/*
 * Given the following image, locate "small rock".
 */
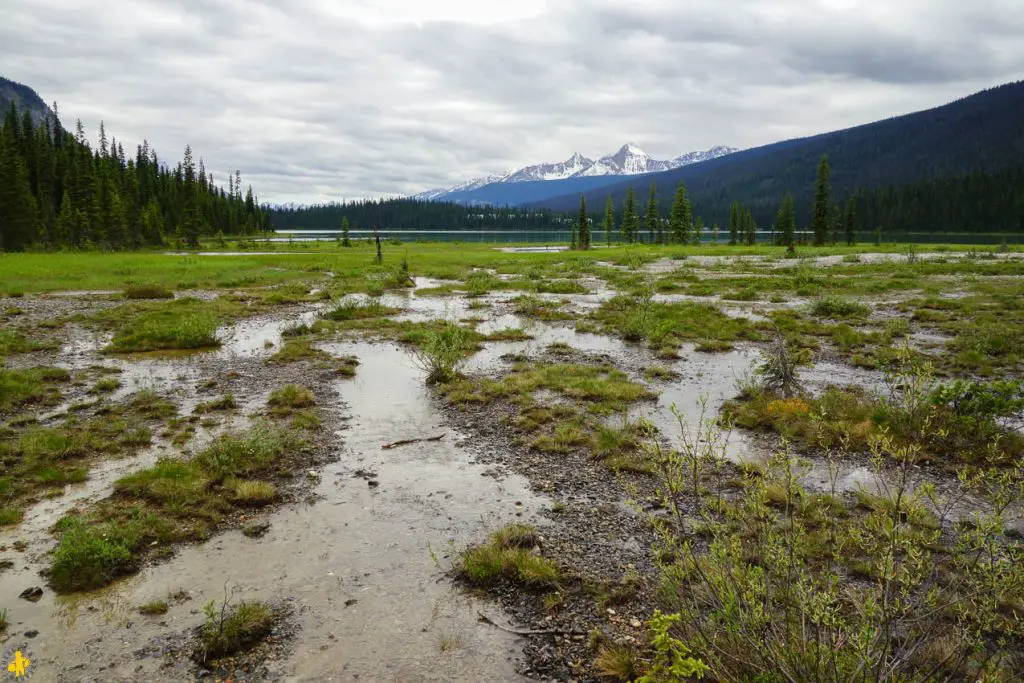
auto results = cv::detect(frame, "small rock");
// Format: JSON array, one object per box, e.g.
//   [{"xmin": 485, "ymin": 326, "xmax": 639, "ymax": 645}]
[
  {"xmin": 367, "ymin": 480, "xmax": 379, "ymax": 488},
  {"xmin": 24, "ymin": 630, "xmax": 39, "ymax": 638},
  {"xmin": 344, "ymin": 599, "xmax": 358, "ymax": 607},
  {"xmin": 20, "ymin": 586, "xmax": 43, "ymax": 602},
  {"xmin": 630, "ymin": 618, "xmax": 642, "ymax": 628},
  {"xmin": 606, "ymin": 608, "xmax": 616, "ymax": 616}
]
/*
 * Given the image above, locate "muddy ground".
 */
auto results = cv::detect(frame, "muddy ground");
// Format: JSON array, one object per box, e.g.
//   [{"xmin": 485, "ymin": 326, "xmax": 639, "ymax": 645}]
[{"xmin": 0, "ymin": 251, "xmax": 1020, "ymax": 681}]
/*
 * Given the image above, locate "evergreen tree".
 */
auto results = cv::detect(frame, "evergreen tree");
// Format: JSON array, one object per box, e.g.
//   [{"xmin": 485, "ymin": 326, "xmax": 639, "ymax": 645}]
[
  {"xmin": 728, "ymin": 201, "xmax": 740, "ymax": 245},
  {"xmin": 622, "ymin": 187, "xmax": 639, "ymax": 243},
  {"xmin": 668, "ymin": 182, "xmax": 692, "ymax": 244},
  {"xmin": 744, "ymin": 208, "xmax": 757, "ymax": 246},
  {"xmin": 830, "ymin": 204, "xmax": 842, "ymax": 245},
  {"xmin": 712, "ymin": 223, "xmax": 719, "ymax": 245},
  {"xmin": 341, "ymin": 217, "xmax": 351, "ymax": 246},
  {"xmin": 693, "ymin": 217, "xmax": 705, "ymax": 245},
  {"xmin": 811, "ymin": 154, "xmax": 831, "ymax": 246},
  {"xmin": 55, "ymin": 189, "xmax": 75, "ymax": 245},
  {"xmin": 777, "ymin": 193, "xmax": 796, "ymax": 248},
  {"xmin": 603, "ymin": 195, "xmax": 614, "ymax": 246},
  {"xmin": 570, "ymin": 221, "xmax": 577, "ymax": 249},
  {"xmin": 578, "ymin": 194, "xmax": 590, "ymax": 250},
  {"xmin": 645, "ymin": 181, "xmax": 660, "ymax": 244},
  {"xmin": 844, "ymin": 198, "xmax": 857, "ymax": 245},
  {"xmin": 0, "ymin": 133, "xmax": 38, "ymax": 251},
  {"xmin": 180, "ymin": 145, "xmax": 201, "ymax": 249}
]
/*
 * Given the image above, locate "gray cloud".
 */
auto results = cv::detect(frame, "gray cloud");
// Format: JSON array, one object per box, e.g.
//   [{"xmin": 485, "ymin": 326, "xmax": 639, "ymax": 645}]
[{"xmin": 3, "ymin": 0, "xmax": 1022, "ymax": 202}]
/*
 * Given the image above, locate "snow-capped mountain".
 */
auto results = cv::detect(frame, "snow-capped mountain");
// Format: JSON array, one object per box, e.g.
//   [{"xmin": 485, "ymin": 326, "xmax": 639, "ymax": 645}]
[
  {"xmin": 500, "ymin": 152, "xmax": 595, "ymax": 183},
  {"xmin": 412, "ymin": 174, "xmax": 508, "ymax": 201},
  {"xmin": 415, "ymin": 144, "xmax": 738, "ymax": 202}
]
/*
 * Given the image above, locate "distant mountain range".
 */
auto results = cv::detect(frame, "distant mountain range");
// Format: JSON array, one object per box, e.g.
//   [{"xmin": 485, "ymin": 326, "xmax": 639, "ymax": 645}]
[
  {"xmin": 532, "ymin": 81, "xmax": 1024, "ymax": 235},
  {"xmin": 413, "ymin": 144, "xmax": 737, "ymax": 205},
  {"xmin": 0, "ymin": 77, "xmax": 58, "ymax": 128}
]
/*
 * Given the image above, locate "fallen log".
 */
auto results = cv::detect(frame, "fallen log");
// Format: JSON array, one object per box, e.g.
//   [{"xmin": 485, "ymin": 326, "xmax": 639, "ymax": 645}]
[{"xmin": 381, "ymin": 433, "xmax": 446, "ymax": 449}]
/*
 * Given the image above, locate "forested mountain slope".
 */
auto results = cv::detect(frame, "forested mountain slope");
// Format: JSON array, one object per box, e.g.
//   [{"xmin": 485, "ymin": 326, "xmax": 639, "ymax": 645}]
[{"xmin": 536, "ymin": 81, "xmax": 1024, "ymax": 234}]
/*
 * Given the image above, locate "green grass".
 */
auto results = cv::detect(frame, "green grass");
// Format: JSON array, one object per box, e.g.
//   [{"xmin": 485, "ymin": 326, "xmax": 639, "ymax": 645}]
[
  {"xmin": 810, "ymin": 297, "xmax": 872, "ymax": 319},
  {"xmin": 98, "ymin": 298, "xmax": 232, "ymax": 353},
  {"xmin": 139, "ymin": 599, "xmax": 169, "ymax": 615},
  {"xmin": 451, "ymin": 362, "xmax": 655, "ymax": 413},
  {"xmin": 199, "ymin": 600, "xmax": 275, "ymax": 662},
  {"xmin": 268, "ymin": 338, "xmax": 333, "ymax": 364},
  {"xmin": 49, "ymin": 423, "xmax": 298, "ymax": 591},
  {"xmin": 89, "ymin": 377, "xmax": 122, "ymax": 394},
  {"xmin": 195, "ymin": 395, "xmax": 237, "ymax": 413},
  {"xmin": 458, "ymin": 524, "xmax": 561, "ymax": 588},
  {"xmin": 323, "ymin": 299, "xmax": 398, "ymax": 321},
  {"xmin": 0, "ymin": 366, "xmax": 68, "ymax": 412},
  {"xmin": 0, "ymin": 329, "xmax": 49, "ymax": 356},
  {"xmin": 267, "ymin": 384, "xmax": 316, "ymax": 412},
  {"xmin": 592, "ymin": 295, "xmax": 760, "ymax": 353},
  {"xmin": 123, "ymin": 284, "xmax": 174, "ymax": 300}
]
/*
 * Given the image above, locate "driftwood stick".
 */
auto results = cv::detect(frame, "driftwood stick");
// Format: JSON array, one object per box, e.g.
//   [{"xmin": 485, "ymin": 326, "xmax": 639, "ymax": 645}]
[
  {"xmin": 476, "ymin": 611, "xmax": 586, "ymax": 637},
  {"xmin": 381, "ymin": 433, "xmax": 446, "ymax": 450}
]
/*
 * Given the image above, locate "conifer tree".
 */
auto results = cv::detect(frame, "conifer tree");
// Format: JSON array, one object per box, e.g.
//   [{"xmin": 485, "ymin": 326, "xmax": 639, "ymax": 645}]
[
  {"xmin": 668, "ymin": 182, "xmax": 692, "ymax": 244},
  {"xmin": 341, "ymin": 217, "xmax": 351, "ymax": 246},
  {"xmin": 844, "ymin": 198, "xmax": 857, "ymax": 245},
  {"xmin": 55, "ymin": 189, "xmax": 75, "ymax": 245},
  {"xmin": 777, "ymin": 193, "xmax": 796, "ymax": 248},
  {"xmin": 578, "ymin": 194, "xmax": 590, "ymax": 250},
  {"xmin": 728, "ymin": 201, "xmax": 740, "ymax": 245},
  {"xmin": 645, "ymin": 181, "xmax": 660, "ymax": 244},
  {"xmin": 830, "ymin": 204, "xmax": 842, "ymax": 245},
  {"xmin": 622, "ymin": 187, "xmax": 639, "ymax": 243},
  {"xmin": 693, "ymin": 217, "xmax": 705, "ymax": 245},
  {"xmin": 712, "ymin": 223, "xmax": 719, "ymax": 245},
  {"xmin": 0, "ymin": 133, "xmax": 38, "ymax": 251},
  {"xmin": 180, "ymin": 145, "xmax": 201, "ymax": 248},
  {"xmin": 811, "ymin": 154, "xmax": 831, "ymax": 246},
  {"xmin": 744, "ymin": 208, "xmax": 756, "ymax": 245},
  {"xmin": 603, "ymin": 195, "xmax": 614, "ymax": 246}
]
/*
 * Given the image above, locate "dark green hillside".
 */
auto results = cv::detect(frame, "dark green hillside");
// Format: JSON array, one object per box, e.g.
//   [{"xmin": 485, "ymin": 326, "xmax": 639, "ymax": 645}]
[{"xmin": 537, "ymin": 81, "xmax": 1024, "ymax": 235}]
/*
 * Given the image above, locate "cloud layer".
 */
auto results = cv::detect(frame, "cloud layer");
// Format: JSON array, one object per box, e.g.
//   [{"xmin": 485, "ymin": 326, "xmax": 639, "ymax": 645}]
[{"xmin": 4, "ymin": 0, "xmax": 1022, "ymax": 202}]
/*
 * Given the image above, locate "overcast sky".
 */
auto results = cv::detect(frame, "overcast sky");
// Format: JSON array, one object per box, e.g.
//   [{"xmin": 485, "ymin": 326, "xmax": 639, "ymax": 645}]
[{"xmin": 4, "ymin": 0, "xmax": 1022, "ymax": 203}]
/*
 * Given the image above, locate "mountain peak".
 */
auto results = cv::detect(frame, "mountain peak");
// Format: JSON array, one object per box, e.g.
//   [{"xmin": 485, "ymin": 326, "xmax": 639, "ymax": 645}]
[{"xmin": 414, "ymin": 143, "xmax": 738, "ymax": 201}]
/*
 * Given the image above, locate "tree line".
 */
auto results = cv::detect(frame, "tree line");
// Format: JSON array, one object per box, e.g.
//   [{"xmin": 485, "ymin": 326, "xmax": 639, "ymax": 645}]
[
  {"xmin": 0, "ymin": 103, "xmax": 269, "ymax": 251},
  {"xmin": 269, "ymin": 198, "xmax": 569, "ymax": 233}
]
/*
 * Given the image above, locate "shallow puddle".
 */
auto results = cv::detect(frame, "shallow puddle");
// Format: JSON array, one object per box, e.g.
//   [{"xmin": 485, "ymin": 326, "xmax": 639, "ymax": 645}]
[{"xmin": 1, "ymin": 341, "xmax": 539, "ymax": 681}]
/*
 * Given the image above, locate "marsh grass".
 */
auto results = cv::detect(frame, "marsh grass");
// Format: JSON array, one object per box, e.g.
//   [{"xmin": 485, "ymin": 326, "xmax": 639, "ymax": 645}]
[
  {"xmin": 0, "ymin": 329, "xmax": 50, "ymax": 356},
  {"xmin": 594, "ymin": 295, "xmax": 758, "ymax": 353},
  {"xmin": 267, "ymin": 384, "xmax": 316, "ymax": 414},
  {"xmin": 89, "ymin": 377, "xmax": 121, "ymax": 394},
  {"xmin": 0, "ymin": 366, "xmax": 69, "ymax": 412},
  {"xmin": 323, "ymin": 299, "xmax": 398, "ymax": 321},
  {"xmin": 412, "ymin": 322, "xmax": 474, "ymax": 384},
  {"xmin": 810, "ymin": 296, "xmax": 871, "ymax": 319},
  {"xmin": 123, "ymin": 284, "xmax": 174, "ymax": 300},
  {"xmin": 199, "ymin": 599, "xmax": 275, "ymax": 663},
  {"xmin": 50, "ymin": 423, "xmax": 298, "ymax": 591},
  {"xmin": 139, "ymin": 600, "xmax": 169, "ymax": 615},
  {"xmin": 457, "ymin": 523, "xmax": 561, "ymax": 588},
  {"xmin": 268, "ymin": 338, "xmax": 333, "ymax": 364},
  {"xmin": 195, "ymin": 394, "xmax": 237, "ymax": 413}
]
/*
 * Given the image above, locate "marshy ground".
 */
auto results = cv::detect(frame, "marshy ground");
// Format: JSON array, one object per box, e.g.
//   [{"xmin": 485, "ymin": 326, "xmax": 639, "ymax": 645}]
[{"xmin": 0, "ymin": 242, "xmax": 1022, "ymax": 681}]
